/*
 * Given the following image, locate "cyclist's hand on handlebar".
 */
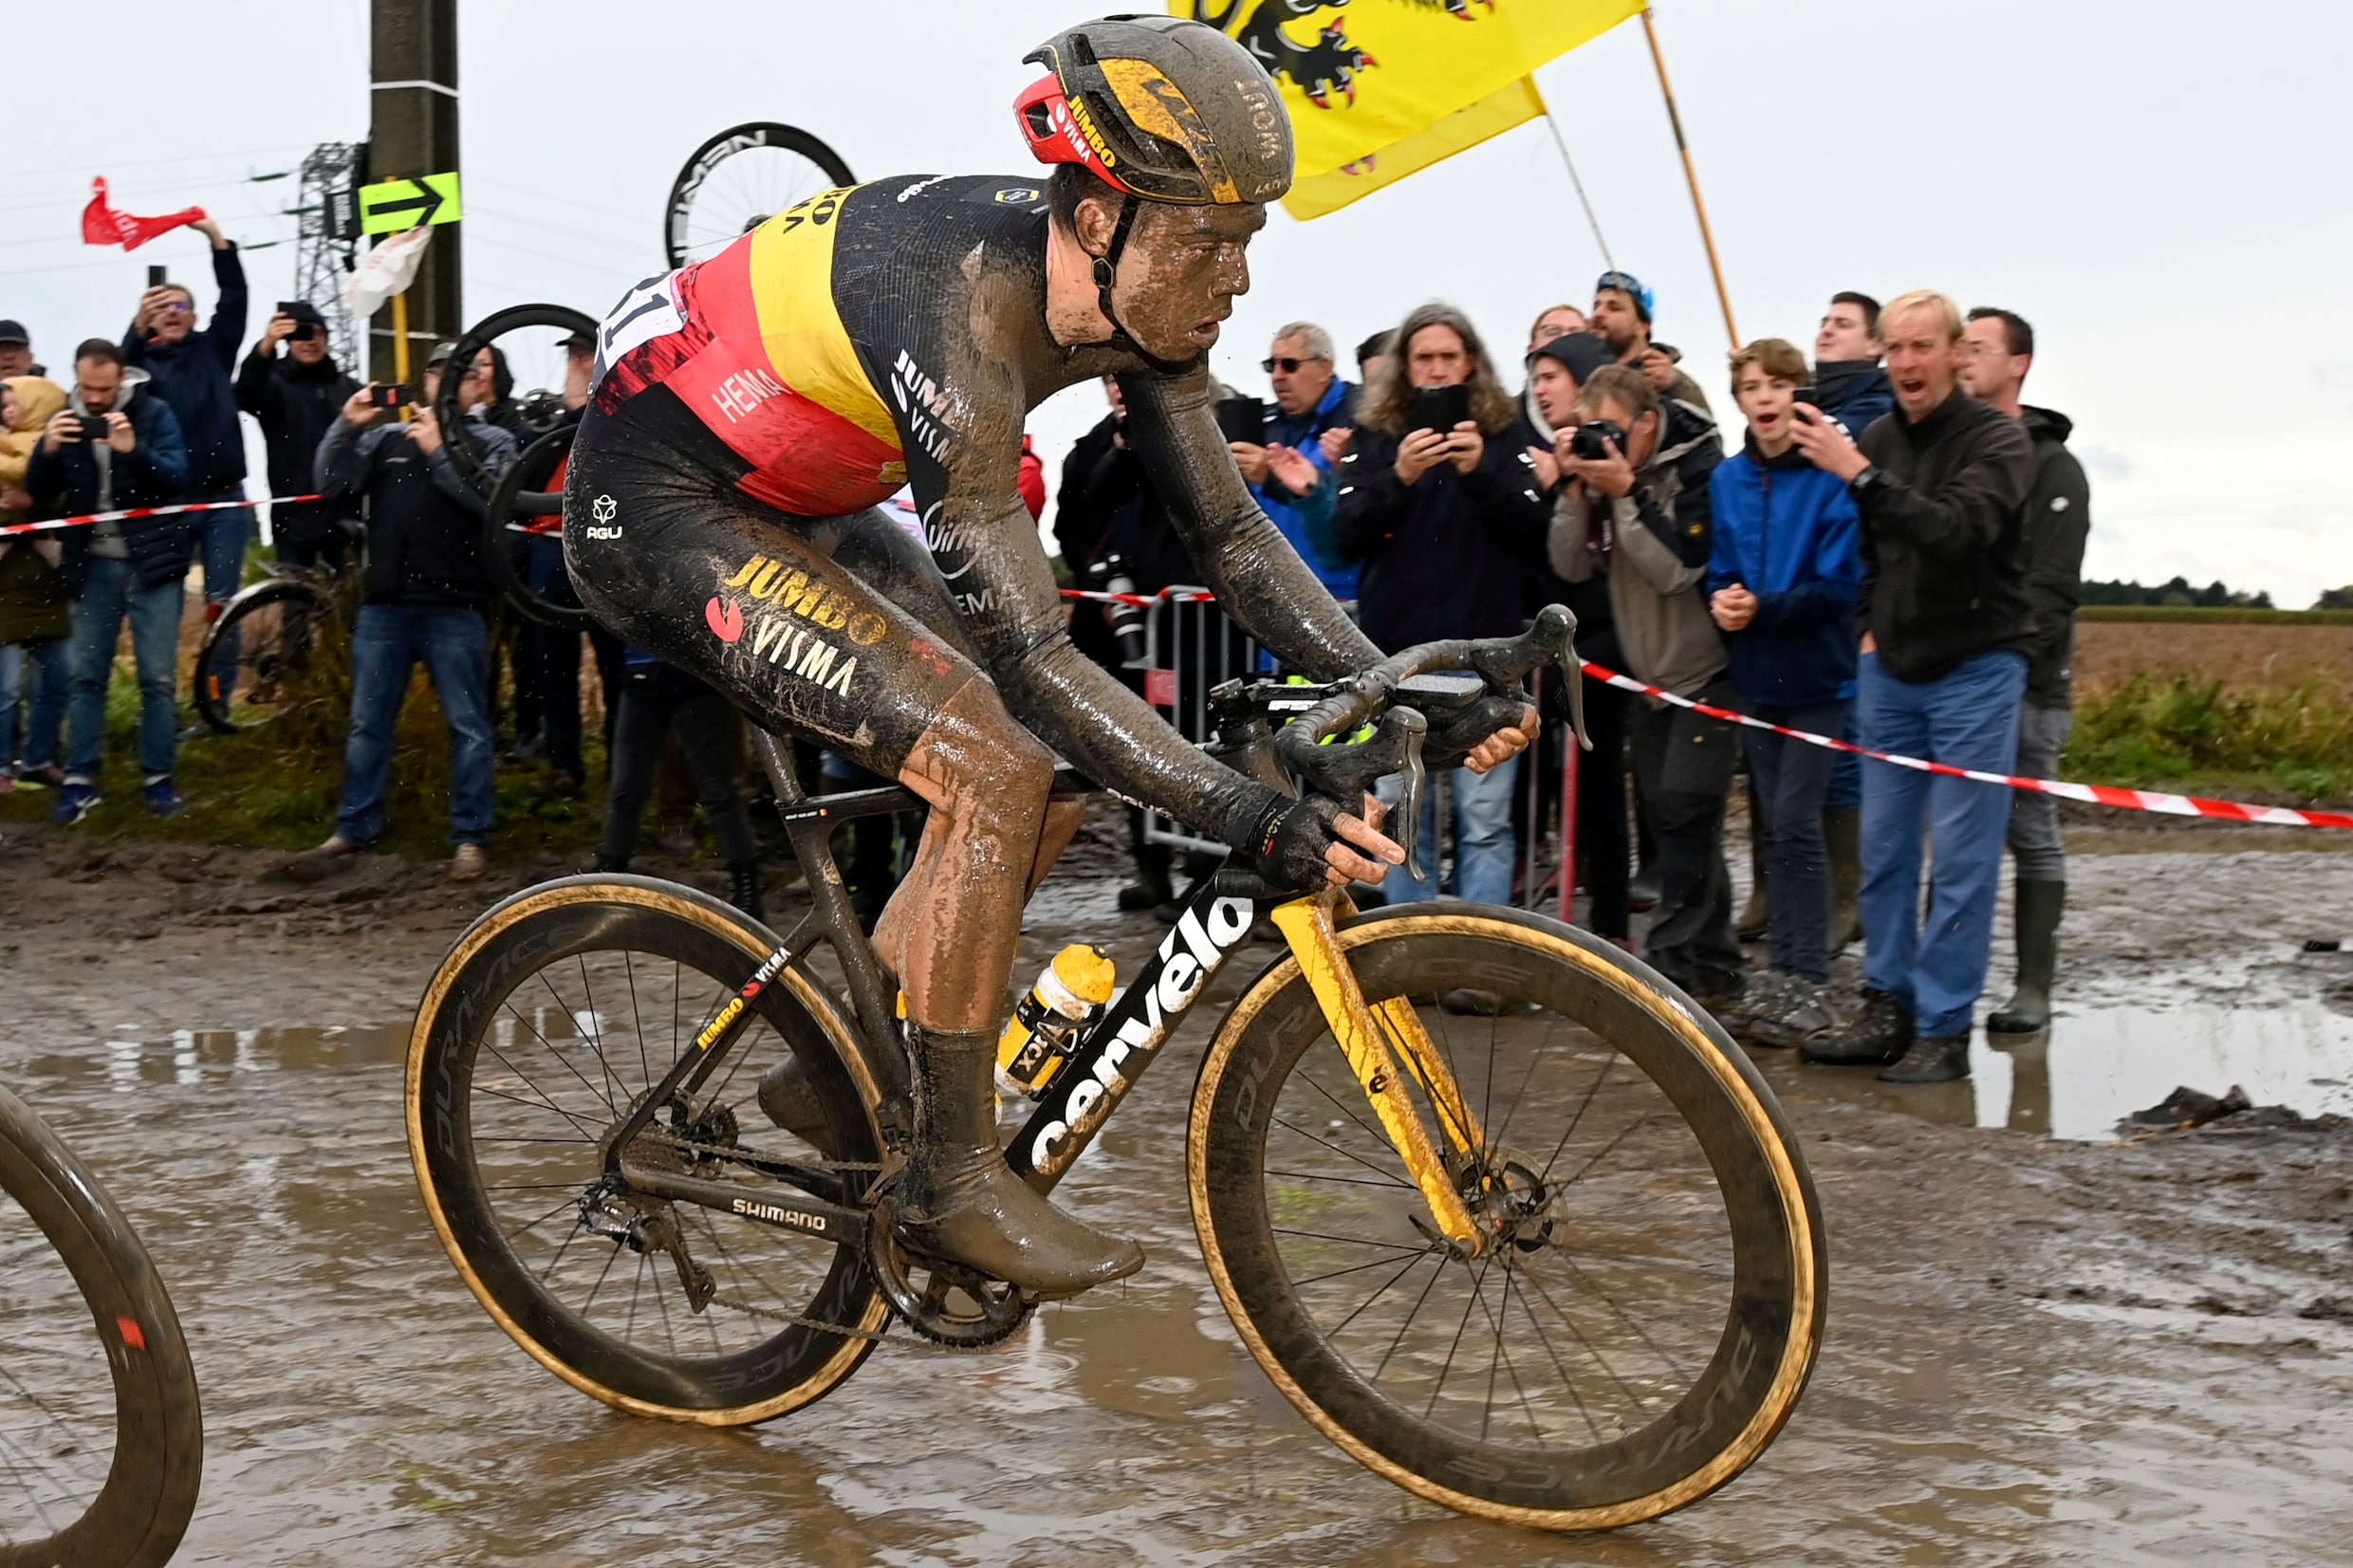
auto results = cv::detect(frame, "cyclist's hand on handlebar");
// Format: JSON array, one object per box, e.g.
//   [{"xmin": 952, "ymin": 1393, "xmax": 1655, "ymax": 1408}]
[
  {"xmin": 1462, "ymin": 703, "xmax": 1540, "ymax": 774},
  {"xmin": 1238, "ymin": 790, "xmax": 1402, "ymax": 893},
  {"xmin": 1327, "ymin": 791, "xmax": 1399, "ymax": 886}
]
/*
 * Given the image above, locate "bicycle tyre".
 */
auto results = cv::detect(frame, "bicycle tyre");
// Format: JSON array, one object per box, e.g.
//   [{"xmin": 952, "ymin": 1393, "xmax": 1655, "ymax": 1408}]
[
  {"xmin": 194, "ymin": 578, "xmax": 331, "ymax": 734},
  {"xmin": 435, "ymin": 303, "xmax": 600, "ymax": 496},
  {"xmin": 406, "ymin": 876, "xmax": 892, "ymax": 1424},
  {"xmin": 482, "ymin": 424, "xmax": 591, "ymax": 630},
  {"xmin": 664, "ymin": 122, "xmax": 856, "ymax": 268},
  {"xmin": 0, "ymin": 1085, "xmax": 202, "ymax": 1568},
  {"xmin": 1188, "ymin": 903, "xmax": 1825, "ymax": 1530}
]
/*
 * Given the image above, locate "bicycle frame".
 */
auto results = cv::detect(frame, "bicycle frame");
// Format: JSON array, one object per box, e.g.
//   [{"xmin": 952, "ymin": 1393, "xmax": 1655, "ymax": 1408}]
[{"xmin": 603, "ymin": 726, "xmax": 1493, "ymax": 1260}]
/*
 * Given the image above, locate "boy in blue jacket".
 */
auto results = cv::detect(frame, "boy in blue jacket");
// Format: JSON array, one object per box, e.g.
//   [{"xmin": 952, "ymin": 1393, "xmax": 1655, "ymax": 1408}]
[{"xmin": 1707, "ymin": 339, "xmax": 1862, "ymax": 1045}]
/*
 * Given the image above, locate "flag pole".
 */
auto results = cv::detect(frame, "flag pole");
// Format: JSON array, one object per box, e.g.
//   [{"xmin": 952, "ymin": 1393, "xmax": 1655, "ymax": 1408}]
[
  {"xmin": 1639, "ymin": 6, "xmax": 1739, "ymax": 346},
  {"xmin": 1529, "ymin": 81, "xmax": 1615, "ymax": 273}
]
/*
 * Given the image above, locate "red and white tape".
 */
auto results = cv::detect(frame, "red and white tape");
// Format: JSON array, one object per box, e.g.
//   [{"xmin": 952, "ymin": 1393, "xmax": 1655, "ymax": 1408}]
[
  {"xmin": 1581, "ymin": 661, "xmax": 2353, "ymax": 831},
  {"xmin": 0, "ymin": 493, "xmax": 320, "ymax": 539}
]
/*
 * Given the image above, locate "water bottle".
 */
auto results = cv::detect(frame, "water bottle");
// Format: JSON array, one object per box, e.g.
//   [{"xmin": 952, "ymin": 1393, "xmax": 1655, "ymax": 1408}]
[{"xmin": 996, "ymin": 944, "xmax": 1117, "ymax": 1098}]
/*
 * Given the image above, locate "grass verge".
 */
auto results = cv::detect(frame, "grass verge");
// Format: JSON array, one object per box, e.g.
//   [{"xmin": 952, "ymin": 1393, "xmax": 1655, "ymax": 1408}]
[{"xmin": 2066, "ymin": 674, "xmax": 2353, "ymax": 803}]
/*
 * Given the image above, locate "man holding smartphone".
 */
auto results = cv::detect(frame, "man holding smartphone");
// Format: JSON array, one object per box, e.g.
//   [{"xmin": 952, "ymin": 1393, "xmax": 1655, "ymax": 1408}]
[
  {"xmin": 24, "ymin": 340, "xmax": 193, "ymax": 822},
  {"xmin": 1228, "ymin": 322, "xmax": 1355, "ymax": 600},
  {"xmin": 122, "ymin": 218, "xmax": 250, "ymax": 667},
  {"xmin": 237, "ymin": 302, "xmax": 358, "ymax": 572}
]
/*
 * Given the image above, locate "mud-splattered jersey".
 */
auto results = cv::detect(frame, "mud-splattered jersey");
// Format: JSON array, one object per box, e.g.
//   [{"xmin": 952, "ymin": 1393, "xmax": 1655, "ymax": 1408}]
[{"xmin": 592, "ymin": 175, "xmax": 1058, "ymax": 518}]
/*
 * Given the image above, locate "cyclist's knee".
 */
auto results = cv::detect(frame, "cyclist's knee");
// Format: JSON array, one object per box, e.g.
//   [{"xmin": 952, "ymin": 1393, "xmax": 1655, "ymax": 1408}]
[{"xmin": 905, "ymin": 677, "xmax": 1053, "ymax": 827}]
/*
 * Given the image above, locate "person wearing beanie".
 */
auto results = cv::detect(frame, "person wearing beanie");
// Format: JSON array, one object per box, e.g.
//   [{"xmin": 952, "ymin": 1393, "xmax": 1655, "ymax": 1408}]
[{"xmin": 1590, "ymin": 268, "xmax": 1712, "ymax": 413}]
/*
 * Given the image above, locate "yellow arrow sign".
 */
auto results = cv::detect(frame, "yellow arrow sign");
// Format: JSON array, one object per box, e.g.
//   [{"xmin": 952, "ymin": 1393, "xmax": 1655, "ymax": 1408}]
[{"xmin": 359, "ymin": 172, "xmax": 461, "ymax": 234}]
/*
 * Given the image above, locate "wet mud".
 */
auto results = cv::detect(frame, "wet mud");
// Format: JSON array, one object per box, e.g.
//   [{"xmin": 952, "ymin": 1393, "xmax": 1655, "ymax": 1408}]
[{"xmin": 3, "ymin": 815, "xmax": 2350, "ymax": 1563}]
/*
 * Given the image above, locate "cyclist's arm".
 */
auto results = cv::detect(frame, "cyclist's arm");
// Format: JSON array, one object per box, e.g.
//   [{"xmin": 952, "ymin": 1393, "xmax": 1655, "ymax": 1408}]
[
  {"xmin": 1117, "ymin": 367, "xmax": 1380, "ymax": 679},
  {"xmin": 928, "ymin": 474, "xmax": 1277, "ymax": 843}
]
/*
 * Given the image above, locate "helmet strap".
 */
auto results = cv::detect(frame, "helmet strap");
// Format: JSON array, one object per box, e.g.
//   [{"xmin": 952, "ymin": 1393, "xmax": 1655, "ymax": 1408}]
[{"xmin": 1090, "ymin": 194, "xmax": 1196, "ymax": 377}]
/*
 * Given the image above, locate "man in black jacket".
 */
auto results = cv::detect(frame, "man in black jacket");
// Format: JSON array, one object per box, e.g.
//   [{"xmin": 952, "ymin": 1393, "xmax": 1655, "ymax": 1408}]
[
  {"xmin": 122, "ymin": 219, "xmax": 250, "ymax": 636},
  {"xmin": 289, "ymin": 355, "xmax": 516, "ymax": 882},
  {"xmin": 1335, "ymin": 302, "xmax": 1546, "ymax": 914},
  {"xmin": 24, "ymin": 341, "xmax": 193, "ymax": 822},
  {"xmin": 1963, "ymin": 306, "xmax": 2089, "ymax": 1036},
  {"xmin": 236, "ymin": 303, "xmax": 358, "ymax": 570},
  {"xmin": 1790, "ymin": 290, "xmax": 2036, "ymax": 1083}
]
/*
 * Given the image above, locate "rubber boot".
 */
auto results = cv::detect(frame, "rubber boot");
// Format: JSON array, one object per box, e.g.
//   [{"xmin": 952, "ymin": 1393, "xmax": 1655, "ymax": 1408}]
[
  {"xmin": 897, "ymin": 1023, "xmax": 1144, "ymax": 1297},
  {"xmin": 1735, "ymin": 782, "xmax": 1769, "ymax": 942},
  {"xmin": 727, "ymin": 858, "xmax": 765, "ymax": 924},
  {"xmin": 1987, "ymin": 879, "xmax": 2063, "ymax": 1034},
  {"xmin": 1824, "ymin": 807, "xmax": 1862, "ymax": 955}
]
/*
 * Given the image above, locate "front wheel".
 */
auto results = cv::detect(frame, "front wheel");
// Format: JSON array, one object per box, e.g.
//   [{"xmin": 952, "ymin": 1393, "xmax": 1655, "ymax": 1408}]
[{"xmin": 1188, "ymin": 904, "xmax": 1825, "ymax": 1530}]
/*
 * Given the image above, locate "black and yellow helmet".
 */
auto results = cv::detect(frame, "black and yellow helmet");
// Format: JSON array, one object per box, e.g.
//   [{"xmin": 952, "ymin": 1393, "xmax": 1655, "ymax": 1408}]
[{"xmin": 1014, "ymin": 15, "xmax": 1293, "ymax": 206}]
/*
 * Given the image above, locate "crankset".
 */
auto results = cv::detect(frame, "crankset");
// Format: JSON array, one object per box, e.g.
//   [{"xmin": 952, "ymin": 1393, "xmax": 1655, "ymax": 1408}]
[{"xmin": 867, "ymin": 1191, "xmax": 1032, "ymax": 1349}]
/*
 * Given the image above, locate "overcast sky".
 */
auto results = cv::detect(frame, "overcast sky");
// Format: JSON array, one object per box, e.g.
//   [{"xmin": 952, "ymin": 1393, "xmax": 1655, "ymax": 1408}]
[{"xmin": 6, "ymin": 0, "xmax": 2348, "ymax": 602}]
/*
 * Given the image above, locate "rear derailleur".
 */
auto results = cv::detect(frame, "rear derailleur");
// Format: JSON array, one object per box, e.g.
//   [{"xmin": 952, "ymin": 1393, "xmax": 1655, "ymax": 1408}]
[{"xmin": 576, "ymin": 1175, "xmax": 715, "ymax": 1313}]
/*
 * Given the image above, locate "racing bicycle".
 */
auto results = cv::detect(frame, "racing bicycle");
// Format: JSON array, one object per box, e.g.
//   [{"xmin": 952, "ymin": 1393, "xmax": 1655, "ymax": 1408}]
[
  {"xmin": 0, "ymin": 1084, "xmax": 203, "ymax": 1567},
  {"xmin": 403, "ymin": 606, "xmax": 1825, "ymax": 1530}
]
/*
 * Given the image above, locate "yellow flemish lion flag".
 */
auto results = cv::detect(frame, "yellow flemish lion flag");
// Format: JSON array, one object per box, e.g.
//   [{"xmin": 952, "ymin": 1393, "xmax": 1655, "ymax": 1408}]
[{"xmin": 1174, "ymin": 0, "xmax": 1642, "ymax": 219}]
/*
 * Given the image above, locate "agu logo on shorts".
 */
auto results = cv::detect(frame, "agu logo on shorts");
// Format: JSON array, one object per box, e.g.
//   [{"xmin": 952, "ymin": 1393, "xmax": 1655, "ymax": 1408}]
[{"xmin": 705, "ymin": 554, "xmax": 891, "ymax": 697}]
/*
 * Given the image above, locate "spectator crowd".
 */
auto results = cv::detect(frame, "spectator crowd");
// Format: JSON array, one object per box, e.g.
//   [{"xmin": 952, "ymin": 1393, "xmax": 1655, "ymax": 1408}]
[{"xmin": 2, "ymin": 243, "xmax": 2090, "ymax": 1083}]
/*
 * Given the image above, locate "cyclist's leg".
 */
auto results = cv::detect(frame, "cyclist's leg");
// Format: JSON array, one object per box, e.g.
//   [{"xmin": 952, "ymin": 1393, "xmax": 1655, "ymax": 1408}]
[
  {"xmin": 564, "ymin": 413, "xmax": 1140, "ymax": 1295},
  {"xmin": 802, "ymin": 505, "xmax": 1084, "ymax": 981}
]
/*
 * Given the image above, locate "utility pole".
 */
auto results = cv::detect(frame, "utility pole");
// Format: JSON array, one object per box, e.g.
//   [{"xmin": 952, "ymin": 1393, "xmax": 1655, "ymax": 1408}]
[{"xmin": 368, "ymin": 0, "xmax": 459, "ymax": 382}]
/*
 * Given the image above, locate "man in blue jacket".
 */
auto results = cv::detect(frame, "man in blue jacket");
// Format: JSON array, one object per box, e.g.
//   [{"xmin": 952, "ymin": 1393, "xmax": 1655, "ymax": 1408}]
[
  {"xmin": 1708, "ymin": 339, "xmax": 1862, "ymax": 1046},
  {"xmin": 122, "ymin": 219, "xmax": 249, "ymax": 644},
  {"xmin": 24, "ymin": 340, "xmax": 193, "ymax": 821},
  {"xmin": 1228, "ymin": 321, "xmax": 1356, "ymax": 600}
]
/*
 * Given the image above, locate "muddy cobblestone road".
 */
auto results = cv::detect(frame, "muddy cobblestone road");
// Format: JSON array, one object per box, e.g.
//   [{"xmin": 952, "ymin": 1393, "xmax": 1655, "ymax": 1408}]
[{"xmin": 3, "ymin": 819, "xmax": 2350, "ymax": 1565}]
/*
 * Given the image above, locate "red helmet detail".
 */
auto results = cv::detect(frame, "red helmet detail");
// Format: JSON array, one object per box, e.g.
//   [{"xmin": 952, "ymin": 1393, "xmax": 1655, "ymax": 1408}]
[{"xmin": 1013, "ymin": 72, "xmax": 1138, "ymax": 195}]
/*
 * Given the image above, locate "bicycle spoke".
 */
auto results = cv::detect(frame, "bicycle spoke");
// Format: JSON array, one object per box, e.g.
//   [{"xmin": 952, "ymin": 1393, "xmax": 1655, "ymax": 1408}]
[{"xmin": 1270, "ymin": 1113, "xmax": 1410, "ymax": 1189}]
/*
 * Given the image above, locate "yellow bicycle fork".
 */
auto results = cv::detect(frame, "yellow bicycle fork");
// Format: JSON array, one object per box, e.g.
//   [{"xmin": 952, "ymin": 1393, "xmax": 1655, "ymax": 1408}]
[{"xmin": 1269, "ymin": 889, "xmax": 1495, "ymax": 1258}]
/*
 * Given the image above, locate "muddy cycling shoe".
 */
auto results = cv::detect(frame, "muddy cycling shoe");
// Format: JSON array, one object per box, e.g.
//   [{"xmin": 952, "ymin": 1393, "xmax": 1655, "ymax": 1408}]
[
  {"xmin": 755, "ymin": 1052, "xmax": 839, "ymax": 1157},
  {"xmin": 897, "ymin": 1022, "xmax": 1143, "ymax": 1299}
]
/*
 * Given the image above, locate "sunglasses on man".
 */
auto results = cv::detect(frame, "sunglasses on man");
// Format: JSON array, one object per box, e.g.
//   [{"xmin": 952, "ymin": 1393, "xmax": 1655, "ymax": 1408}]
[{"xmin": 1260, "ymin": 355, "xmax": 1327, "ymax": 374}]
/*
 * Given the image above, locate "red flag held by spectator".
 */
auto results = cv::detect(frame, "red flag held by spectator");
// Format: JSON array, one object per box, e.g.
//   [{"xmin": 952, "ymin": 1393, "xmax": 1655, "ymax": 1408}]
[{"xmin": 81, "ymin": 177, "xmax": 207, "ymax": 251}]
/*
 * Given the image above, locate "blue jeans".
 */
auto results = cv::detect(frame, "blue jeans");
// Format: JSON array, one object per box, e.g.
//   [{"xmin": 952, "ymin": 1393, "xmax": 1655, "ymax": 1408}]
[
  {"xmin": 0, "ymin": 637, "xmax": 70, "ymax": 770},
  {"xmin": 1744, "ymin": 697, "xmax": 1851, "ymax": 982},
  {"xmin": 65, "ymin": 558, "xmax": 184, "ymax": 782},
  {"xmin": 336, "ymin": 602, "xmax": 494, "ymax": 846},
  {"xmin": 1380, "ymin": 755, "xmax": 1520, "ymax": 906},
  {"xmin": 195, "ymin": 487, "xmax": 250, "ymax": 703},
  {"xmin": 1857, "ymin": 650, "xmax": 2028, "ymax": 1038}
]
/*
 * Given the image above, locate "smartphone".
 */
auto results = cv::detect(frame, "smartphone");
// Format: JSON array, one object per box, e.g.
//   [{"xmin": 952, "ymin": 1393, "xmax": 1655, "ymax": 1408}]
[
  {"xmin": 147, "ymin": 265, "xmax": 166, "ymax": 288},
  {"xmin": 1214, "ymin": 394, "xmax": 1265, "ymax": 445},
  {"xmin": 277, "ymin": 300, "xmax": 305, "ymax": 318},
  {"xmin": 368, "ymin": 384, "xmax": 413, "ymax": 410},
  {"xmin": 1792, "ymin": 386, "xmax": 1820, "ymax": 408},
  {"xmin": 76, "ymin": 413, "xmax": 111, "ymax": 443},
  {"xmin": 1410, "ymin": 383, "xmax": 1471, "ymax": 434}
]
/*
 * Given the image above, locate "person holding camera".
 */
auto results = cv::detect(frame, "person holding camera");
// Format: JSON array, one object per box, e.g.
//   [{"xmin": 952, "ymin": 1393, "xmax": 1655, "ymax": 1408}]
[
  {"xmin": 23, "ymin": 340, "xmax": 193, "ymax": 822},
  {"xmin": 1548, "ymin": 362, "xmax": 1742, "ymax": 1005},
  {"xmin": 1334, "ymin": 302, "xmax": 1547, "ymax": 926},
  {"xmin": 236, "ymin": 302, "xmax": 358, "ymax": 572},
  {"xmin": 1589, "ymin": 269, "xmax": 1710, "ymax": 412},
  {"xmin": 286, "ymin": 350, "xmax": 516, "ymax": 882},
  {"xmin": 1788, "ymin": 290, "xmax": 2037, "ymax": 1084},
  {"xmin": 122, "ymin": 218, "xmax": 250, "ymax": 645},
  {"xmin": 1705, "ymin": 340, "xmax": 1862, "ymax": 1047}
]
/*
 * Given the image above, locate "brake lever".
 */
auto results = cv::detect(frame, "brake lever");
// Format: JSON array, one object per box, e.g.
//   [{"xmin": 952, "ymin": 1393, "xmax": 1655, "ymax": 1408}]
[
  {"xmin": 1393, "ymin": 708, "xmax": 1428, "ymax": 883},
  {"xmin": 1560, "ymin": 632, "xmax": 1590, "ymax": 751}
]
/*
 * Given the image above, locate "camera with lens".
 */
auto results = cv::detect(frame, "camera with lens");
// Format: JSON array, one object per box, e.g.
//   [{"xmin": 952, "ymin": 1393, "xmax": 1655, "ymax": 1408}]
[
  {"xmin": 1083, "ymin": 548, "xmax": 1150, "ymax": 670},
  {"xmin": 1569, "ymin": 417, "xmax": 1629, "ymax": 463}
]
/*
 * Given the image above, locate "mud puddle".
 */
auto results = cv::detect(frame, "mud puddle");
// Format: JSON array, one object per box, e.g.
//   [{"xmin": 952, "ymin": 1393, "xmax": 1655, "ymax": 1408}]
[{"xmin": 1751, "ymin": 1004, "xmax": 2353, "ymax": 1141}]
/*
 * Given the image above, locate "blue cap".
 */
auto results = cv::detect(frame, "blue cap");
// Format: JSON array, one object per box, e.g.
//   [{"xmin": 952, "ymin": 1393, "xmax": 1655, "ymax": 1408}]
[{"xmin": 1594, "ymin": 269, "xmax": 1655, "ymax": 323}]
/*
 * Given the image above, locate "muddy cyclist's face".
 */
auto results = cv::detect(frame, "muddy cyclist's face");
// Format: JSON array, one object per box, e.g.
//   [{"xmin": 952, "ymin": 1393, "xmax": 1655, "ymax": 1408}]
[{"xmin": 1108, "ymin": 201, "xmax": 1265, "ymax": 363}]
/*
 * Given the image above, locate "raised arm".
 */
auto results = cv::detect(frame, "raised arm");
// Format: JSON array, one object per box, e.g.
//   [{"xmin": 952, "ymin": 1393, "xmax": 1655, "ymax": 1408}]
[{"xmin": 1116, "ymin": 365, "xmax": 1380, "ymax": 680}]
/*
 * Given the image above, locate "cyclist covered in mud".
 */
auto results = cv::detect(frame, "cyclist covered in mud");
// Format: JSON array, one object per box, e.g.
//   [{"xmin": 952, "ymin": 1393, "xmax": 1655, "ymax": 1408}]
[{"xmin": 564, "ymin": 16, "xmax": 1534, "ymax": 1298}]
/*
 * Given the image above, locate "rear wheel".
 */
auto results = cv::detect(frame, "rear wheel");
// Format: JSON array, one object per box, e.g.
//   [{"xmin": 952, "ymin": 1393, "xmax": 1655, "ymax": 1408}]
[
  {"xmin": 406, "ymin": 876, "xmax": 892, "ymax": 1424},
  {"xmin": 0, "ymin": 1085, "xmax": 202, "ymax": 1568},
  {"xmin": 1189, "ymin": 905, "xmax": 1825, "ymax": 1529},
  {"xmin": 194, "ymin": 579, "xmax": 333, "ymax": 733},
  {"xmin": 664, "ymin": 122, "xmax": 856, "ymax": 267}
]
